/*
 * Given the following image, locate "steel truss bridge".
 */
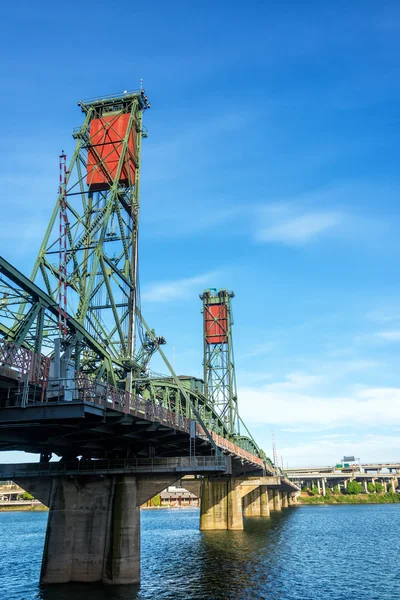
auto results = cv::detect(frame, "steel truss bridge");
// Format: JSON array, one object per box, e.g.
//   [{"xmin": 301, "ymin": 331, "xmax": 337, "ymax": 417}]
[
  {"xmin": 0, "ymin": 89, "xmax": 299, "ymax": 587},
  {"xmin": 0, "ymin": 253, "xmax": 273, "ymax": 473},
  {"xmin": 0, "ymin": 89, "xmax": 277, "ymax": 475}
]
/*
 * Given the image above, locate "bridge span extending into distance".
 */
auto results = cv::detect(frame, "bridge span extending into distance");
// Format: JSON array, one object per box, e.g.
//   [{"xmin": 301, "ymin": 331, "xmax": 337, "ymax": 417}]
[
  {"xmin": 0, "ymin": 90, "xmax": 298, "ymax": 586},
  {"xmin": 286, "ymin": 463, "xmax": 400, "ymax": 495}
]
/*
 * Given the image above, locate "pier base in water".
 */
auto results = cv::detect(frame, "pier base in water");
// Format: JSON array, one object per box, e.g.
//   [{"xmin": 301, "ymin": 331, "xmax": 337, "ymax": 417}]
[
  {"xmin": 200, "ymin": 477, "xmax": 294, "ymax": 530},
  {"xmin": 18, "ymin": 475, "xmax": 176, "ymax": 585},
  {"xmin": 200, "ymin": 477, "xmax": 244, "ymax": 530}
]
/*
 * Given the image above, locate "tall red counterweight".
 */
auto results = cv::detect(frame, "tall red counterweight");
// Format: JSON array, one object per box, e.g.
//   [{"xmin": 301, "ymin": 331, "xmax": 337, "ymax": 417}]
[
  {"xmin": 86, "ymin": 113, "xmax": 137, "ymax": 191},
  {"xmin": 204, "ymin": 303, "xmax": 228, "ymax": 344}
]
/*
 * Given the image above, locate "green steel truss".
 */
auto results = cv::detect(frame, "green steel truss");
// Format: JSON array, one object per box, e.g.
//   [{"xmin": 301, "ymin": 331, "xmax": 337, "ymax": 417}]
[{"xmin": 0, "ymin": 255, "xmax": 123, "ymax": 380}]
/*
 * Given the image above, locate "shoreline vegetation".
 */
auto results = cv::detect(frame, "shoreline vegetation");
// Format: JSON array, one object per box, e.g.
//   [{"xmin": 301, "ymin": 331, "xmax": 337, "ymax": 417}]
[
  {"xmin": 299, "ymin": 493, "xmax": 400, "ymax": 504},
  {"xmin": 298, "ymin": 482, "xmax": 400, "ymax": 505},
  {"xmin": 0, "ymin": 504, "xmax": 48, "ymax": 511}
]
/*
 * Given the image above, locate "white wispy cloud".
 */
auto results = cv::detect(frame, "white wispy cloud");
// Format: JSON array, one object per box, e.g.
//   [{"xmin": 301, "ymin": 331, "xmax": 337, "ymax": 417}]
[
  {"xmin": 240, "ymin": 382, "xmax": 400, "ymax": 428},
  {"xmin": 252, "ymin": 180, "xmax": 397, "ymax": 248},
  {"xmin": 376, "ymin": 330, "xmax": 400, "ymax": 341},
  {"xmin": 238, "ymin": 341, "xmax": 275, "ymax": 360},
  {"xmin": 354, "ymin": 330, "xmax": 400, "ymax": 345},
  {"xmin": 255, "ymin": 204, "xmax": 343, "ymax": 245},
  {"xmin": 281, "ymin": 434, "xmax": 400, "ymax": 468},
  {"xmin": 141, "ymin": 272, "xmax": 219, "ymax": 303},
  {"xmin": 366, "ymin": 308, "xmax": 400, "ymax": 324},
  {"xmin": 142, "ymin": 204, "xmax": 245, "ymax": 239},
  {"xmin": 238, "ymin": 359, "xmax": 398, "ymax": 430}
]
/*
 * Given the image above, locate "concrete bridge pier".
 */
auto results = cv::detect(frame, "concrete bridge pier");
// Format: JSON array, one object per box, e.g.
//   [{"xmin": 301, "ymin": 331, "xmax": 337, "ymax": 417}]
[
  {"xmin": 17, "ymin": 474, "xmax": 176, "ymax": 585},
  {"xmin": 199, "ymin": 477, "xmax": 297, "ymax": 530},
  {"xmin": 199, "ymin": 477, "xmax": 244, "ymax": 531},
  {"xmin": 272, "ymin": 488, "xmax": 282, "ymax": 511},
  {"xmin": 260, "ymin": 485, "xmax": 270, "ymax": 517},
  {"xmin": 268, "ymin": 488, "xmax": 275, "ymax": 512}
]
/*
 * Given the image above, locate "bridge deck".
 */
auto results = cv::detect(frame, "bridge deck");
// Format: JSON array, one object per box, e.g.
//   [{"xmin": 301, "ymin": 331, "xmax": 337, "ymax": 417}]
[{"xmin": 0, "ymin": 397, "xmax": 276, "ymax": 478}]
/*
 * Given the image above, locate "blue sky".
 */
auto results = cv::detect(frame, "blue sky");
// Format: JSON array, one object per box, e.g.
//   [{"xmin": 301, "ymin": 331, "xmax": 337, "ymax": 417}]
[{"xmin": 0, "ymin": 0, "xmax": 399, "ymax": 466}]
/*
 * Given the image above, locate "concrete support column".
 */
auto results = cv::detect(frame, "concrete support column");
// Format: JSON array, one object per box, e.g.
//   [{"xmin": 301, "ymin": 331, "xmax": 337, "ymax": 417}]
[
  {"xmin": 39, "ymin": 476, "xmax": 141, "ymax": 584},
  {"xmin": 321, "ymin": 479, "xmax": 326, "ymax": 497},
  {"xmin": 200, "ymin": 478, "xmax": 228, "ymax": 530},
  {"xmin": 391, "ymin": 479, "xmax": 396, "ymax": 493},
  {"xmin": 317, "ymin": 479, "xmax": 321, "ymax": 494},
  {"xmin": 268, "ymin": 488, "xmax": 275, "ymax": 512},
  {"xmin": 260, "ymin": 485, "xmax": 270, "ymax": 517},
  {"xmin": 243, "ymin": 487, "xmax": 261, "ymax": 517},
  {"xmin": 381, "ymin": 480, "xmax": 387, "ymax": 492},
  {"xmin": 227, "ymin": 478, "xmax": 244, "ymax": 531},
  {"xmin": 273, "ymin": 489, "xmax": 282, "ymax": 511},
  {"xmin": 282, "ymin": 492, "xmax": 289, "ymax": 508},
  {"xmin": 363, "ymin": 481, "xmax": 368, "ymax": 493},
  {"xmin": 19, "ymin": 474, "xmax": 178, "ymax": 586},
  {"xmin": 104, "ymin": 477, "xmax": 140, "ymax": 585}
]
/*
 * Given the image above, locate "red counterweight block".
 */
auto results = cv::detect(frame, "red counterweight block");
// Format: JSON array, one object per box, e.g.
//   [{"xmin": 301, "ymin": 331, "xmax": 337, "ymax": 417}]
[
  {"xmin": 86, "ymin": 113, "xmax": 136, "ymax": 190},
  {"xmin": 205, "ymin": 304, "xmax": 228, "ymax": 344}
]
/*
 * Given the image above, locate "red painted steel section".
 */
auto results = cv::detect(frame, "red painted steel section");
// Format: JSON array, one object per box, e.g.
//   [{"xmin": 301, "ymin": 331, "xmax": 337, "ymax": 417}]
[
  {"xmin": 86, "ymin": 113, "xmax": 136, "ymax": 190},
  {"xmin": 205, "ymin": 304, "xmax": 228, "ymax": 344}
]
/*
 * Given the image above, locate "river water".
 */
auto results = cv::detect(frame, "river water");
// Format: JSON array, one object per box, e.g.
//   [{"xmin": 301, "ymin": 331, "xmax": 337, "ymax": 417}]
[{"xmin": 1, "ymin": 505, "xmax": 399, "ymax": 600}]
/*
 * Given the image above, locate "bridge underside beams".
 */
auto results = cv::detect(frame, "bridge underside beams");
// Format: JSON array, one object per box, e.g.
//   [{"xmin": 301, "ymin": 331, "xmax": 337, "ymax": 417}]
[{"xmin": 243, "ymin": 486, "xmax": 261, "ymax": 517}]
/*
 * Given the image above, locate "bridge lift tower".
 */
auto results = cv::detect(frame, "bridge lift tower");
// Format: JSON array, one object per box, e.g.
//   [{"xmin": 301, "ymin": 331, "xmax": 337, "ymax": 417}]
[
  {"xmin": 200, "ymin": 289, "xmax": 240, "ymax": 437},
  {"xmin": 27, "ymin": 90, "xmax": 151, "ymax": 390}
]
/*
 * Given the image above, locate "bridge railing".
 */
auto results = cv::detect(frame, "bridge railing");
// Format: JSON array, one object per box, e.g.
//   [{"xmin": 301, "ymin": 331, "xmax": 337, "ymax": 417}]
[
  {"xmin": 210, "ymin": 432, "xmax": 273, "ymax": 471},
  {"xmin": 46, "ymin": 374, "xmax": 199, "ymax": 438},
  {"xmin": 0, "ymin": 342, "xmax": 50, "ymax": 383},
  {"xmin": 0, "ymin": 342, "xmax": 267, "ymax": 468}
]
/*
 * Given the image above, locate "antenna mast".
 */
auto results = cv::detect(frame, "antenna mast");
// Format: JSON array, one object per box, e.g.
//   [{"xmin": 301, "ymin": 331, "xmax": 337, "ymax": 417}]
[{"xmin": 58, "ymin": 151, "xmax": 67, "ymax": 339}]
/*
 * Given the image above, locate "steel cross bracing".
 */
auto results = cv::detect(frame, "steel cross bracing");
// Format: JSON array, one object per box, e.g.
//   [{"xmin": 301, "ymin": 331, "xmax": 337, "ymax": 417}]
[{"xmin": 0, "ymin": 90, "xmax": 273, "ymax": 468}]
